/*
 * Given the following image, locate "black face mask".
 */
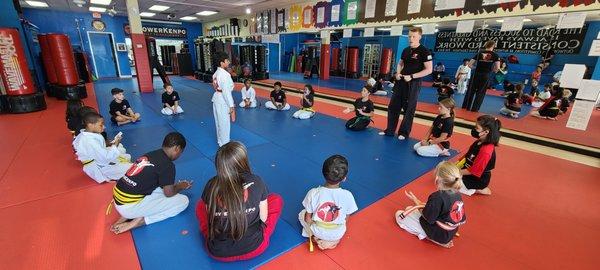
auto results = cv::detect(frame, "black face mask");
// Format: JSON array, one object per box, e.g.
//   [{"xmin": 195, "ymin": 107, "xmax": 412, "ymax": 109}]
[{"xmin": 471, "ymin": 128, "xmax": 480, "ymax": 138}]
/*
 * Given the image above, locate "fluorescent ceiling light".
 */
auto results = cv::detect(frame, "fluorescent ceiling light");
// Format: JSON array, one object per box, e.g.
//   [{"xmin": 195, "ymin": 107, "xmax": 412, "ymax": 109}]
[
  {"xmin": 90, "ymin": 0, "xmax": 112, "ymax": 5},
  {"xmin": 89, "ymin": 6, "xmax": 107, "ymax": 12},
  {"xmin": 149, "ymin": 5, "xmax": 170, "ymax": 11},
  {"xmin": 496, "ymin": 18, "xmax": 532, "ymax": 22},
  {"xmin": 26, "ymin": 1, "xmax": 49, "ymax": 7},
  {"xmin": 377, "ymin": 28, "xmax": 391, "ymax": 31},
  {"xmin": 197, "ymin": 11, "xmax": 218, "ymax": 16},
  {"xmin": 180, "ymin": 16, "xmax": 197, "ymax": 21},
  {"xmin": 245, "ymin": 8, "xmax": 251, "ymax": 14},
  {"xmin": 139, "ymin": 12, "xmax": 156, "ymax": 17}
]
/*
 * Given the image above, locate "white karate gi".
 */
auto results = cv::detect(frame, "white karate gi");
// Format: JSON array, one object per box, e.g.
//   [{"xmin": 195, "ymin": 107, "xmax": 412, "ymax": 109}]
[
  {"xmin": 455, "ymin": 64, "xmax": 471, "ymax": 94},
  {"xmin": 212, "ymin": 67, "xmax": 235, "ymax": 147},
  {"xmin": 72, "ymin": 130, "xmax": 132, "ymax": 183},
  {"xmin": 239, "ymin": 86, "xmax": 257, "ymax": 108},
  {"xmin": 115, "ymin": 187, "xmax": 189, "ymax": 225}
]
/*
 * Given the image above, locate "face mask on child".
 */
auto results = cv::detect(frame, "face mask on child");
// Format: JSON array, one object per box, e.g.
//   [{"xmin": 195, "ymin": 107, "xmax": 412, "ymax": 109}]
[{"xmin": 471, "ymin": 128, "xmax": 480, "ymax": 138}]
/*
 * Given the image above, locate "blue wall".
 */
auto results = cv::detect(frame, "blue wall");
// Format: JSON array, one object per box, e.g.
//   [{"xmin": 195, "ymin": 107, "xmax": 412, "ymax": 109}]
[{"xmin": 22, "ymin": 8, "xmax": 202, "ymax": 80}]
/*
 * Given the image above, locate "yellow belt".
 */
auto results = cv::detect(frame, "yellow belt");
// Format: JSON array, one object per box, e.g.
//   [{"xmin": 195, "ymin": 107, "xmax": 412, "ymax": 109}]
[
  {"xmin": 112, "ymin": 186, "xmax": 145, "ymax": 205},
  {"xmin": 315, "ymin": 221, "xmax": 341, "ymax": 229},
  {"xmin": 301, "ymin": 107, "xmax": 315, "ymax": 113}
]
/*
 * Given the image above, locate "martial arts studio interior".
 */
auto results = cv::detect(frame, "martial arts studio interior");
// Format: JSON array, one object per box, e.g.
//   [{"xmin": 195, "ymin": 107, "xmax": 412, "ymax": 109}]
[{"xmin": 2, "ymin": 0, "xmax": 600, "ymax": 269}]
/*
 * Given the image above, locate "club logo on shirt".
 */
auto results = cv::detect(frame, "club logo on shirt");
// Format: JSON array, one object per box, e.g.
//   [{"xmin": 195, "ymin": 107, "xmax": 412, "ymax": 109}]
[
  {"xmin": 427, "ymin": 55, "xmax": 432, "ymax": 60},
  {"xmin": 449, "ymin": 201, "xmax": 465, "ymax": 222},
  {"xmin": 122, "ymin": 105, "xmax": 127, "ymax": 110},
  {"xmin": 316, "ymin": 202, "xmax": 341, "ymax": 222},
  {"xmin": 172, "ymin": 95, "xmax": 177, "ymax": 100},
  {"xmin": 411, "ymin": 53, "xmax": 419, "ymax": 59},
  {"xmin": 125, "ymin": 156, "xmax": 155, "ymax": 177},
  {"xmin": 482, "ymin": 53, "xmax": 493, "ymax": 61}
]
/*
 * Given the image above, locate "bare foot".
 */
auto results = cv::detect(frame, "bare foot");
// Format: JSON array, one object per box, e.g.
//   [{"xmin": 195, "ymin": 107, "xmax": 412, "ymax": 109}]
[
  {"xmin": 428, "ymin": 238, "xmax": 454, "ymax": 248},
  {"xmin": 110, "ymin": 217, "xmax": 129, "ymax": 232},
  {"xmin": 439, "ymin": 149, "xmax": 451, "ymax": 157},
  {"xmin": 476, "ymin": 187, "xmax": 492, "ymax": 195},
  {"xmin": 117, "ymin": 120, "xmax": 131, "ymax": 126},
  {"xmin": 112, "ymin": 217, "xmax": 145, "ymax": 234}
]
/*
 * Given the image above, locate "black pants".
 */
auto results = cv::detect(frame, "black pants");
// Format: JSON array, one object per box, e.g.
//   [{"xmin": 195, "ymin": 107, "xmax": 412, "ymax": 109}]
[
  {"xmin": 385, "ymin": 79, "xmax": 421, "ymax": 137},
  {"xmin": 462, "ymin": 72, "xmax": 489, "ymax": 112}
]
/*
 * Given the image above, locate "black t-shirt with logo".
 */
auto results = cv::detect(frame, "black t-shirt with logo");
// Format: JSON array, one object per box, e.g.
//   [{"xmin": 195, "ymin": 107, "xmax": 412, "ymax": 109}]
[
  {"xmin": 400, "ymin": 45, "xmax": 432, "ymax": 76},
  {"xmin": 430, "ymin": 115, "xmax": 454, "ymax": 149},
  {"xmin": 437, "ymin": 86, "xmax": 454, "ymax": 101},
  {"xmin": 162, "ymin": 91, "xmax": 181, "ymax": 107},
  {"xmin": 471, "ymin": 50, "xmax": 499, "ymax": 73},
  {"xmin": 302, "ymin": 92, "xmax": 314, "ymax": 108},
  {"xmin": 270, "ymin": 90, "xmax": 286, "ymax": 103},
  {"xmin": 109, "ymin": 99, "xmax": 131, "ymax": 116},
  {"xmin": 201, "ymin": 173, "xmax": 269, "ymax": 257},
  {"xmin": 114, "ymin": 149, "xmax": 175, "ymax": 203},
  {"xmin": 419, "ymin": 190, "xmax": 466, "ymax": 244},
  {"xmin": 353, "ymin": 98, "xmax": 374, "ymax": 117}
]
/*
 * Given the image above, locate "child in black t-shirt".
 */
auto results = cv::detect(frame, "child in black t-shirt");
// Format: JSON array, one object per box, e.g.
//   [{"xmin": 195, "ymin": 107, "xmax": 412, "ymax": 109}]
[
  {"xmin": 343, "ymin": 87, "xmax": 374, "ymax": 131},
  {"xmin": 110, "ymin": 132, "xmax": 192, "ymax": 234},
  {"xmin": 161, "ymin": 83, "xmax": 184, "ymax": 115},
  {"xmin": 109, "ymin": 88, "xmax": 141, "ymax": 125},
  {"xmin": 432, "ymin": 73, "xmax": 443, "ymax": 88},
  {"xmin": 293, "ymin": 84, "xmax": 316, "ymax": 119},
  {"xmin": 559, "ymin": 89, "xmax": 572, "ymax": 115},
  {"xmin": 265, "ymin": 82, "xmax": 290, "ymax": 111},
  {"xmin": 395, "ymin": 161, "xmax": 466, "ymax": 248},
  {"xmin": 436, "ymin": 78, "xmax": 455, "ymax": 102},
  {"xmin": 500, "ymin": 84, "xmax": 523, "ymax": 118},
  {"xmin": 414, "ymin": 98, "xmax": 454, "ymax": 157},
  {"xmin": 66, "ymin": 98, "xmax": 84, "ymax": 135}
]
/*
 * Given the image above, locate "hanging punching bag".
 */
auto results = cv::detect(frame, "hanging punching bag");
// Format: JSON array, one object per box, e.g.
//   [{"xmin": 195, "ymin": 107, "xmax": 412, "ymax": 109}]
[{"xmin": 0, "ymin": 27, "xmax": 46, "ymax": 113}]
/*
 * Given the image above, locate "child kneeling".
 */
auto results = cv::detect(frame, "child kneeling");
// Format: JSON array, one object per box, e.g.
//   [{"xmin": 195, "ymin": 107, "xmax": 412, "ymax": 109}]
[
  {"xmin": 72, "ymin": 112, "xmax": 132, "ymax": 183},
  {"xmin": 343, "ymin": 87, "xmax": 374, "ymax": 131},
  {"xmin": 161, "ymin": 83, "xmax": 184, "ymax": 115},
  {"xmin": 395, "ymin": 161, "xmax": 466, "ymax": 248},
  {"xmin": 414, "ymin": 98, "xmax": 454, "ymax": 157},
  {"xmin": 293, "ymin": 84, "xmax": 316, "ymax": 119},
  {"xmin": 299, "ymin": 155, "xmax": 358, "ymax": 250},
  {"xmin": 239, "ymin": 79, "xmax": 257, "ymax": 108}
]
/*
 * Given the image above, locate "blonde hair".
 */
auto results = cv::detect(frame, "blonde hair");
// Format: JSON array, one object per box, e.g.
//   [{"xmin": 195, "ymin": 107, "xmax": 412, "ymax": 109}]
[{"xmin": 435, "ymin": 161, "xmax": 463, "ymax": 191}]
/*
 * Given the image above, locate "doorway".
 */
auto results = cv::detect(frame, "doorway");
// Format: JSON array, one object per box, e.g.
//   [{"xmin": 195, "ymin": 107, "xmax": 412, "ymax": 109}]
[{"xmin": 88, "ymin": 32, "xmax": 120, "ymax": 78}]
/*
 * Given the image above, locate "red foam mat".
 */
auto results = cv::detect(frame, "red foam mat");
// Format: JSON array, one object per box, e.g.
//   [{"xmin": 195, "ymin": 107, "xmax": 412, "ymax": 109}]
[
  {"xmin": 257, "ymin": 78, "xmax": 600, "ymax": 149},
  {"xmin": 0, "ymin": 84, "xmax": 140, "ymax": 269}
]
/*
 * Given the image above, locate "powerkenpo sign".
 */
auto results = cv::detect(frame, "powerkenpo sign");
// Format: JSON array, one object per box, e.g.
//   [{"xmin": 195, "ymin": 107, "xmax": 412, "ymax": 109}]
[{"xmin": 124, "ymin": 24, "xmax": 187, "ymax": 39}]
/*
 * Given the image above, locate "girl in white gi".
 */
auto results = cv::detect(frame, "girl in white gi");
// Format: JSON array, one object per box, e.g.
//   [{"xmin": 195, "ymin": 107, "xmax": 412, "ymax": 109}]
[
  {"xmin": 292, "ymin": 84, "xmax": 316, "ymax": 119},
  {"xmin": 395, "ymin": 161, "xmax": 466, "ymax": 248},
  {"xmin": 72, "ymin": 112, "xmax": 132, "ymax": 183},
  {"xmin": 110, "ymin": 132, "xmax": 192, "ymax": 234},
  {"xmin": 455, "ymin": 59, "xmax": 471, "ymax": 94},
  {"xmin": 299, "ymin": 155, "xmax": 358, "ymax": 250},
  {"xmin": 239, "ymin": 79, "xmax": 257, "ymax": 108},
  {"xmin": 212, "ymin": 52, "xmax": 236, "ymax": 147}
]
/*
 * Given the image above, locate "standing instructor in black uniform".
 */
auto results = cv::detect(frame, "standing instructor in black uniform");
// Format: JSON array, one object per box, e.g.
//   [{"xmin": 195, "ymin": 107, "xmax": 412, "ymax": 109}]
[
  {"xmin": 379, "ymin": 27, "xmax": 433, "ymax": 140},
  {"xmin": 462, "ymin": 40, "xmax": 500, "ymax": 112}
]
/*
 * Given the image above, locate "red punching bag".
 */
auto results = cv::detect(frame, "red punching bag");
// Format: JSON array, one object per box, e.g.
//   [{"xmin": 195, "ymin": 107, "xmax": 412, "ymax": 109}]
[
  {"xmin": 0, "ymin": 28, "xmax": 36, "ymax": 96},
  {"xmin": 379, "ymin": 48, "xmax": 392, "ymax": 76},
  {"xmin": 47, "ymin": 33, "xmax": 79, "ymax": 86},
  {"xmin": 331, "ymin": 48, "xmax": 340, "ymax": 71},
  {"xmin": 346, "ymin": 47, "xmax": 359, "ymax": 73},
  {"xmin": 37, "ymin": 34, "xmax": 58, "ymax": 84}
]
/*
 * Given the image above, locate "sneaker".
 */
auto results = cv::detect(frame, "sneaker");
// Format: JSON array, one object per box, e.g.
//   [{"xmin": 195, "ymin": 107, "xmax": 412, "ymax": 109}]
[
  {"xmin": 378, "ymin": 131, "xmax": 386, "ymax": 136},
  {"xmin": 398, "ymin": 135, "xmax": 406, "ymax": 140}
]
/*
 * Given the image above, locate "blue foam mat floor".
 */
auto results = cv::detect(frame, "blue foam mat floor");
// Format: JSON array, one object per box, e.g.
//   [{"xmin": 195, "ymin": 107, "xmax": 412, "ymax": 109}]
[
  {"xmin": 93, "ymin": 76, "xmax": 454, "ymax": 269},
  {"xmin": 267, "ymin": 71, "xmax": 532, "ymax": 118}
]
